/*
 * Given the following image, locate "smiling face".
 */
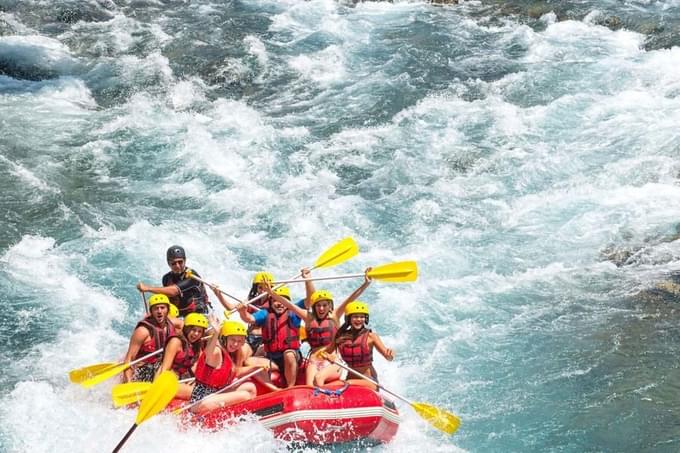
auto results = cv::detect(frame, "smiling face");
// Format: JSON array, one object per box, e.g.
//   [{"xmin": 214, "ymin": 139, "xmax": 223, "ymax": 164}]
[
  {"xmin": 185, "ymin": 326, "xmax": 205, "ymax": 343},
  {"xmin": 314, "ymin": 300, "xmax": 332, "ymax": 318},
  {"xmin": 349, "ymin": 314, "xmax": 367, "ymax": 330},
  {"xmin": 270, "ymin": 298, "xmax": 286, "ymax": 315},
  {"xmin": 221, "ymin": 335, "xmax": 245, "ymax": 353}
]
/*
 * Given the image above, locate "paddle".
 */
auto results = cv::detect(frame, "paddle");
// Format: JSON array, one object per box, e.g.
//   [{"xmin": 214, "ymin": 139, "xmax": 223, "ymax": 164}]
[
  {"xmin": 273, "ymin": 261, "xmax": 418, "ymax": 284},
  {"xmin": 111, "ymin": 370, "xmax": 179, "ymax": 453},
  {"xmin": 140, "ymin": 287, "xmax": 149, "ymax": 314},
  {"xmin": 323, "ymin": 354, "xmax": 460, "ymax": 435},
  {"xmin": 185, "ymin": 270, "xmax": 248, "ymax": 306},
  {"xmin": 112, "ymin": 378, "xmax": 194, "ymax": 408},
  {"xmin": 73, "ymin": 349, "xmax": 164, "ymax": 388},
  {"xmin": 69, "ymin": 362, "xmax": 119, "ymax": 384},
  {"xmin": 172, "ymin": 367, "xmax": 263, "ymax": 415},
  {"xmin": 225, "ymin": 237, "xmax": 359, "ymax": 316}
]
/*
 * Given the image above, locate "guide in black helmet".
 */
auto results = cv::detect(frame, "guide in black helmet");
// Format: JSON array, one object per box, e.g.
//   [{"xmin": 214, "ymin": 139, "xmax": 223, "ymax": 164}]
[{"xmin": 136, "ymin": 245, "xmax": 211, "ymax": 316}]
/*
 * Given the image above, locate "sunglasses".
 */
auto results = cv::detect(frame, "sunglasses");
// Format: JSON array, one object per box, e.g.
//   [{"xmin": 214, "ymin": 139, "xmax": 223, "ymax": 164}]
[{"xmin": 168, "ymin": 260, "xmax": 185, "ymax": 266}]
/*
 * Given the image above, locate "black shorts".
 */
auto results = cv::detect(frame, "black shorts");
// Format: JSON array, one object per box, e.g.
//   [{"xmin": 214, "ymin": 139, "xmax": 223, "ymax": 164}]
[{"xmin": 267, "ymin": 350, "xmax": 302, "ymax": 374}]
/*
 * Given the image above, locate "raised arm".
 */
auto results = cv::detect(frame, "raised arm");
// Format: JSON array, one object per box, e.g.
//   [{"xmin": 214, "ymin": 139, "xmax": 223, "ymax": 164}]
[
  {"xmin": 333, "ymin": 267, "xmax": 372, "ymax": 319},
  {"xmin": 369, "ymin": 332, "xmax": 394, "ymax": 361},
  {"xmin": 302, "ymin": 268, "xmax": 316, "ymax": 310},
  {"xmin": 263, "ymin": 282, "xmax": 307, "ymax": 320},
  {"xmin": 203, "ymin": 316, "xmax": 223, "ymax": 368},
  {"xmin": 210, "ymin": 284, "xmax": 238, "ymax": 312}
]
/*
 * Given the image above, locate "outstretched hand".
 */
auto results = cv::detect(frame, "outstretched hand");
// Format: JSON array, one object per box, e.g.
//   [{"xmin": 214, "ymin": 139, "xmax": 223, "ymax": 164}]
[
  {"xmin": 364, "ymin": 267, "xmax": 373, "ymax": 284},
  {"xmin": 136, "ymin": 282, "xmax": 149, "ymax": 292}
]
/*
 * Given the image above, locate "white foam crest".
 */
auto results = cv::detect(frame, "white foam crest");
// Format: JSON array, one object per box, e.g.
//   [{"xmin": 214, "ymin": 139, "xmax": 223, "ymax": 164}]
[
  {"xmin": 2, "ymin": 236, "xmax": 124, "ymax": 327},
  {"xmin": 288, "ymin": 44, "xmax": 347, "ymax": 86},
  {"xmin": 524, "ymin": 19, "xmax": 644, "ymax": 64},
  {"xmin": 244, "ymin": 35, "xmax": 269, "ymax": 69},
  {"xmin": 0, "ymin": 34, "xmax": 80, "ymax": 75},
  {"xmin": 67, "ymin": 13, "xmax": 172, "ymax": 56},
  {"xmin": 117, "ymin": 51, "xmax": 174, "ymax": 86},
  {"xmin": 0, "ymin": 154, "xmax": 59, "ymax": 196},
  {"xmin": 0, "ymin": 381, "xmax": 288, "ymax": 453},
  {"xmin": 169, "ymin": 78, "xmax": 208, "ymax": 111},
  {"xmin": 0, "ymin": 12, "xmax": 35, "ymax": 34},
  {"xmin": 269, "ymin": 0, "xmax": 339, "ymax": 36}
]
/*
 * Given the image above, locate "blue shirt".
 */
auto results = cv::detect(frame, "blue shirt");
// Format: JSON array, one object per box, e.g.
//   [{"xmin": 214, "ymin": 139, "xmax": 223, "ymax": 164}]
[{"xmin": 252, "ymin": 298, "xmax": 305, "ymax": 327}]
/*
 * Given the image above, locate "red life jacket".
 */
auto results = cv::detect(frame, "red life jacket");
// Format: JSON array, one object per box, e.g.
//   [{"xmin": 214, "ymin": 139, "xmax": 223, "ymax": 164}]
[
  {"xmin": 168, "ymin": 336, "xmax": 197, "ymax": 377},
  {"xmin": 337, "ymin": 328, "xmax": 373, "ymax": 368},
  {"xmin": 307, "ymin": 317, "xmax": 337, "ymax": 348},
  {"xmin": 135, "ymin": 317, "xmax": 175, "ymax": 364},
  {"xmin": 262, "ymin": 310, "xmax": 300, "ymax": 353},
  {"xmin": 194, "ymin": 346, "xmax": 235, "ymax": 389}
]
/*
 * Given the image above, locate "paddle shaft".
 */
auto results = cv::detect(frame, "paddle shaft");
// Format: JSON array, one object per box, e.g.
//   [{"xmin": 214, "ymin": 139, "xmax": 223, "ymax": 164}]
[
  {"xmin": 188, "ymin": 273, "xmax": 245, "ymax": 306},
  {"xmin": 112, "ymin": 423, "xmax": 137, "ymax": 453},
  {"xmin": 128, "ymin": 348, "xmax": 164, "ymax": 368},
  {"xmin": 174, "ymin": 367, "xmax": 262, "ymax": 414},
  {"xmin": 273, "ymin": 273, "xmax": 366, "ymax": 284},
  {"xmin": 226, "ymin": 264, "xmax": 323, "ymax": 316},
  {"xmin": 140, "ymin": 289, "xmax": 149, "ymax": 314},
  {"xmin": 225, "ymin": 238, "xmax": 358, "ymax": 315},
  {"xmin": 329, "ymin": 358, "xmax": 413, "ymax": 407}
]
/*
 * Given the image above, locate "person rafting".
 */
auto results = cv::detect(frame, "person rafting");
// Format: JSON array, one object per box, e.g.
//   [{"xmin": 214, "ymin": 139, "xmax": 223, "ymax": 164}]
[
  {"xmin": 156, "ymin": 312, "xmax": 208, "ymax": 399},
  {"xmin": 314, "ymin": 301, "xmax": 394, "ymax": 390},
  {"xmin": 264, "ymin": 268, "xmax": 373, "ymax": 386},
  {"xmin": 136, "ymin": 245, "xmax": 211, "ymax": 316},
  {"xmin": 189, "ymin": 319, "xmax": 261, "ymax": 413},
  {"xmin": 238, "ymin": 284, "xmax": 302, "ymax": 388},
  {"xmin": 122, "ymin": 293, "xmax": 176, "ymax": 383}
]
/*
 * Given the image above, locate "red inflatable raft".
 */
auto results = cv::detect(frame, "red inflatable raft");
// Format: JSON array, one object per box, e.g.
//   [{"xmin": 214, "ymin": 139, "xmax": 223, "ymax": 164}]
[{"xmin": 178, "ymin": 381, "xmax": 400, "ymax": 445}]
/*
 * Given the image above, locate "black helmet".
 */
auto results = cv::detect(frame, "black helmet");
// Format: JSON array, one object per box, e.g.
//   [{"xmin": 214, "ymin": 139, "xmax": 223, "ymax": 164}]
[{"xmin": 166, "ymin": 245, "xmax": 186, "ymax": 261}]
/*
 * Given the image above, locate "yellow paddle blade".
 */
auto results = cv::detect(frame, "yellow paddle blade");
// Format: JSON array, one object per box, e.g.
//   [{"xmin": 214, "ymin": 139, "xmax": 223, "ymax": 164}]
[
  {"xmin": 314, "ymin": 237, "xmax": 359, "ymax": 268},
  {"xmin": 69, "ymin": 362, "xmax": 118, "ymax": 384},
  {"xmin": 367, "ymin": 261, "xmax": 418, "ymax": 282},
  {"xmin": 135, "ymin": 371, "xmax": 179, "ymax": 425},
  {"xmin": 412, "ymin": 402, "xmax": 461, "ymax": 435},
  {"xmin": 80, "ymin": 362, "xmax": 130, "ymax": 389},
  {"xmin": 112, "ymin": 382, "xmax": 152, "ymax": 408}
]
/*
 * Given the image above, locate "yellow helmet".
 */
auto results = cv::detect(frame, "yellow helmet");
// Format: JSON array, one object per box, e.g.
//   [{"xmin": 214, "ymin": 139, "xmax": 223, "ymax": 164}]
[
  {"xmin": 184, "ymin": 313, "xmax": 208, "ymax": 329},
  {"xmin": 273, "ymin": 285, "xmax": 291, "ymax": 300},
  {"xmin": 148, "ymin": 293, "xmax": 170, "ymax": 308},
  {"xmin": 220, "ymin": 320, "xmax": 247, "ymax": 337},
  {"xmin": 345, "ymin": 301, "xmax": 369, "ymax": 316},
  {"xmin": 310, "ymin": 290, "xmax": 333, "ymax": 306},
  {"xmin": 168, "ymin": 304, "xmax": 179, "ymax": 318},
  {"xmin": 252, "ymin": 272, "xmax": 274, "ymax": 284}
]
